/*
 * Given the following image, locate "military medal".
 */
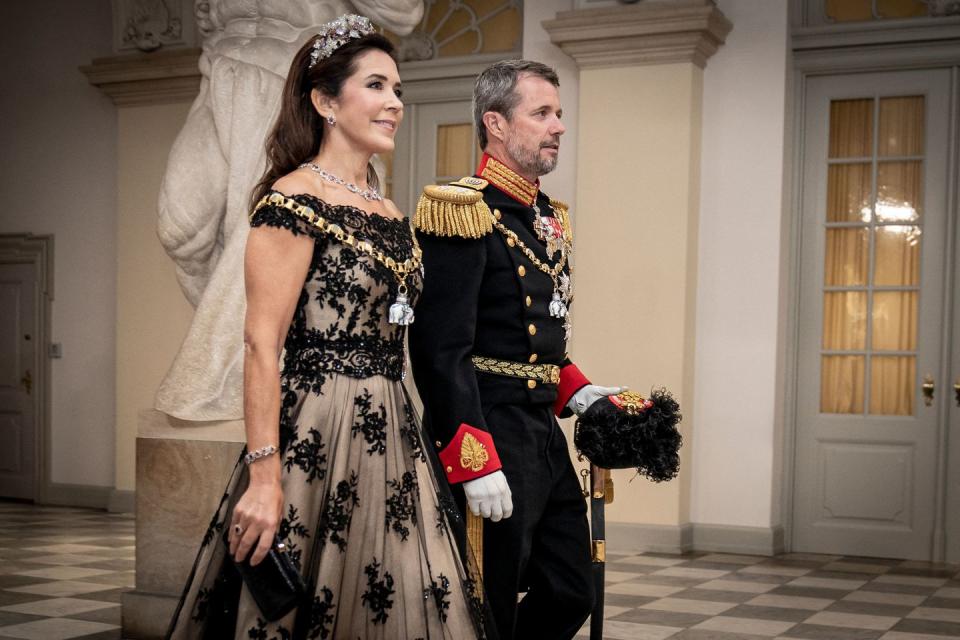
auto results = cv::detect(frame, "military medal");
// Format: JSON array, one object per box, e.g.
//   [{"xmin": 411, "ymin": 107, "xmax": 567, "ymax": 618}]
[
  {"xmin": 533, "ymin": 211, "xmax": 565, "ymax": 259},
  {"xmin": 551, "ymin": 272, "xmax": 574, "ymax": 339}
]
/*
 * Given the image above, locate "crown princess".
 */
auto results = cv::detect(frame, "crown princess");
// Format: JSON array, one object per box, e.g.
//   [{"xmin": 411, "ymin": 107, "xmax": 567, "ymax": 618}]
[{"xmin": 309, "ymin": 14, "xmax": 377, "ymax": 68}]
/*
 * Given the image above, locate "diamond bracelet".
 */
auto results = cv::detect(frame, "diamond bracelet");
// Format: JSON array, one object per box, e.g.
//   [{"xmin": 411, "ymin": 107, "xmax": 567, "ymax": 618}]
[{"xmin": 244, "ymin": 444, "xmax": 278, "ymax": 465}]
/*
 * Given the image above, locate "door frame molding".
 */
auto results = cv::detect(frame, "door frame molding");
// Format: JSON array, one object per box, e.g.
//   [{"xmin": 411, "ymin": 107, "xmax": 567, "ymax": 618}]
[
  {"xmin": 942, "ymin": 67, "xmax": 960, "ymax": 563},
  {"xmin": 0, "ymin": 233, "xmax": 54, "ymax": 504},
  {"xmin": 781, "ymin": 12, "xmax": 960, "ymax": 557},
  {"xmin": 391, "ymin": 52, "xmax": 520, "ymax": 212}
]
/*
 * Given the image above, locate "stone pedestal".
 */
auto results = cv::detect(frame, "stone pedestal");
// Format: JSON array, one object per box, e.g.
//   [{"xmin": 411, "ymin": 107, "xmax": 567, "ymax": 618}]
[{"xmin": 121, "ymin": 410, "xmax": 244, "ymax": 639}]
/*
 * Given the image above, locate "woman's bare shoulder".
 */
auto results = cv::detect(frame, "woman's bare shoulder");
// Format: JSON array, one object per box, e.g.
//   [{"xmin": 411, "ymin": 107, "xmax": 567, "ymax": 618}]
[
  {"xmin": 271, "ymin": 169, "xmax": 332, "ymax": 201},
  {"xmin": 382, "ymin": 198, "xmax": 406, "ymax": 221}
]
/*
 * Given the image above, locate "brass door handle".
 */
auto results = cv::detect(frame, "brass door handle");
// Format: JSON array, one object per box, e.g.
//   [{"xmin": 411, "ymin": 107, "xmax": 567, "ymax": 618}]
[
  {"xmin": 921, "ymin": 374, "xmax": 934, "ymax": 407},
  {"xmin": 954, "ymin": 377, "xmax": 960, "ymax": 407},
  {"xmin": 21, "ymin": 369, "xmax": 32, "ymax": 395}
]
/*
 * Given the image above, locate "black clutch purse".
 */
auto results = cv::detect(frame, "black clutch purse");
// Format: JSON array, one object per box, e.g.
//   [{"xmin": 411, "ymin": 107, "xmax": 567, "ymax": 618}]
[
  {"xmin": 574, "ymin": 388, "xmax": 683, "ymax": 482},
  {"xmin": 222, "ymin": 529, "xmax": 305, "ymax": 621}
]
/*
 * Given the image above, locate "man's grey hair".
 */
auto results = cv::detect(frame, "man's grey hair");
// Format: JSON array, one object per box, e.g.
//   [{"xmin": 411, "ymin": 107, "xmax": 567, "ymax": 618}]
[{"xmin": 473, "ymin": 59, "xmax": 560, "ymax": 149}]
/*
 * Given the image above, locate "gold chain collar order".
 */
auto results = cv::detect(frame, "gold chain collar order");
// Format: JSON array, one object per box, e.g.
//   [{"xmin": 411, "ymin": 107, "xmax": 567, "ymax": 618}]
[
  {"xmin": 254, "ymin": 192, "xmax": 422, "ymax": 283},
  {"xmin": 490, "ymin": 208, "xmax": 574, "ymax": 339},
  {"xmin": 254, "ymin": 193, "xmax": 422, "ymax": 326},
  {"xmin": 490, "ymin": 213, "xmax": 568, "ymax": 279}
]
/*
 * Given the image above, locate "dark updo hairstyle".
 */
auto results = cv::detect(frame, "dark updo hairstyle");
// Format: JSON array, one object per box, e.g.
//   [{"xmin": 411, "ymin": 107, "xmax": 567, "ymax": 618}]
[{"xmin": 251, "ymin": 31, "xmax": 398, "ymax": 209}]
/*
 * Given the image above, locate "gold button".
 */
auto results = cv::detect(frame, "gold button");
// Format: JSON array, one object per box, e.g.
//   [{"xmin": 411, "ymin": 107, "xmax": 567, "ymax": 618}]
[
  {"xmin": 525, "ymin": 296, "xmax": 532, "ymax": 307},
  {"xmin": 527, "ymin": 380, "xmax": 537, "ymax": 389},
  {"xmin": 507, "ymin": 237, "xmax": 516, "ymax": 247},
  {"xmin": 529, "ymin": 353, "xmax": 538, "ymax": 363},
  {"xmin": 435, "ymin": 441, "xmax": 442, "ymax": 448},
  {"xmin": 518, "ymin": 265, "xmax": 526, "ymax": 277},
  {"xmin": 494, "ymin": 209, "xmax": 502, "ymax": 220},
  {"xmin": 446, "ymin": 466, "xmax": 453, "ymax": 473},
  {"xmin": 528, "ymin": 324, "xmax": 536, "ymax": 335}
]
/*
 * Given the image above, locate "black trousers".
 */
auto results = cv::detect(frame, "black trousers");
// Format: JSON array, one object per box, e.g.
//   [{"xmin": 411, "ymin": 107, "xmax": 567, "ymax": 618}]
[{"xmin": 466, "ymin": 402, "xmax": 594, "ymax": 640}]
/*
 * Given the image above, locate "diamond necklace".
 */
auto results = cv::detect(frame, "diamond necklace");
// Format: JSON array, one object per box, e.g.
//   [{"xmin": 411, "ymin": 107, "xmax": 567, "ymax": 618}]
[{"xmin": 298, "ymin": 162, "xmax": 383, "ymax": 202}]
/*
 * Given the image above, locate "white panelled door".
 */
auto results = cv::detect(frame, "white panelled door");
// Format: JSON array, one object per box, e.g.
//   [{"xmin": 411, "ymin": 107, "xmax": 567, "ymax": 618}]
[
  {"xmin": 390, "ymin": 100, "xmax": 477, "ymax": 215},
  {"xmin": 794, "ymin": 69, "xmax": 952, "ymax": 560},
  {"xmin": 0, "ymin": 262, "xmax": 38, "ymax": 500}
]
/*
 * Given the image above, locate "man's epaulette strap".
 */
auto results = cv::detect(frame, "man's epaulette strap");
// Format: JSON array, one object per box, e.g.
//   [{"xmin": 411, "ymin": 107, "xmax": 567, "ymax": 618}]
[
  {"xmin": 449, "ymin": 176, "xmax": 489, "ymax": 191},
  {"xmin": 414, "ymin": 183, "xmax": 493, "ymax": 239},
  {"xmin": 550, "ymin": 198, "xmax": 574, "ymax": 244}
]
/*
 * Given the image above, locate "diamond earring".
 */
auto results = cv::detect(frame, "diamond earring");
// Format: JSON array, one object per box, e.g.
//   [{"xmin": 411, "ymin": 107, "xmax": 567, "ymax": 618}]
[{"xmin": 326, "ymin": 114, "xmax": 336, "ymax": 126}]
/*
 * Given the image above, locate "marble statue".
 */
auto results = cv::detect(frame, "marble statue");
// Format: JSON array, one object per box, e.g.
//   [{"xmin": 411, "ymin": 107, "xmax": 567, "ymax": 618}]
[{"xmin": 155, "ymin": 0, "xmax": 423, "ymax": 420}]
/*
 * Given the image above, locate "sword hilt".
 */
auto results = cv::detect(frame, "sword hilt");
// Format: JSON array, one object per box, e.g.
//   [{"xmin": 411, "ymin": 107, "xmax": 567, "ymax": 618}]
[{"xmin": 466, "ymin": 511, "xmax": 484, "ymax": 602}]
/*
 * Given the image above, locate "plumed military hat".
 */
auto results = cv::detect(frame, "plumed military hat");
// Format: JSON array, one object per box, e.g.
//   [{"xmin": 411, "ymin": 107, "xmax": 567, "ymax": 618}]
[{"xmin": 574, "ymin": 389, "xmax": 682, "ymax": 482}]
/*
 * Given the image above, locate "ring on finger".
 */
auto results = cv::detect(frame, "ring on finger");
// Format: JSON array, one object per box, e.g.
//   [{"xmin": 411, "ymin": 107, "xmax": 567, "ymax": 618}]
[{"xmin": 233, "ymin": 524, "xmax": 243, "ymax": 535}]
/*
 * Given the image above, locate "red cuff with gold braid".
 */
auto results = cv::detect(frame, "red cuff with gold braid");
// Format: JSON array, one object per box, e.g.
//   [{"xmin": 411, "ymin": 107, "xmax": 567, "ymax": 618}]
[
  {"xmin": 554, "ymin": 363, "xmax": 591, "ymax": 416},
  {"xmin": 438, "ymin": 423, "xmax": 502, "ymax": 484}
]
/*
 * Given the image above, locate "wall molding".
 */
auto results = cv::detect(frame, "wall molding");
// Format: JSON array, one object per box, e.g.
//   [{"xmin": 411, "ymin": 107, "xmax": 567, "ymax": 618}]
[
  {"xmin": 793, "ymin": 15, "xmax": 960, "ymax": 51},
  {"xmin": 692, "ymin": 524, "xmax": 785, "ymax": 556},
  {"xmin": 608, "ymin": 522, "xmax": 693, "ymax": 555},
  {"xmin": 108, "ymin": 489, "xmax": 135, "ymax": 513},
  {"xmin": 80, "ymin": 48, "xmax": 518, "ymax": 108},
  {"xmin": 607, "ymin": 522, "xmax": 783, "ymax": 557},
  {"xmin": 399, "ymin": 52, "xmax": 512, "ymax": 104},
  {"xmin": 793, "ymin": 38, "xmax": 960, "ymax": 75},
  {"xmin": 80, "ymin": 47, "xmax": 202, "ymax": 107},
  {"xmin": 542, "ymin": 0, "xmax": 732, "ymax": 69},
  {"xmin": 44, "ymin": 482, "xmax": 112, "ymax": 510}
]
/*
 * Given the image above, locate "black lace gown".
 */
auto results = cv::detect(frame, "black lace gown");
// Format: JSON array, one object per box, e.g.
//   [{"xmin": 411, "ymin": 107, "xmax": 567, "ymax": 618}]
[{"xmin": 166, "ymin": 192, "xmax": 489, "ymax": 639}]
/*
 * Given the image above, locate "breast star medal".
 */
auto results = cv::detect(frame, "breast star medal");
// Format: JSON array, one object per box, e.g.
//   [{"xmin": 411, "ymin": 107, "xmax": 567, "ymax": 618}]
[{"xmin": 533, "ymin": 212, "xmax": 565, "ymax": 259}]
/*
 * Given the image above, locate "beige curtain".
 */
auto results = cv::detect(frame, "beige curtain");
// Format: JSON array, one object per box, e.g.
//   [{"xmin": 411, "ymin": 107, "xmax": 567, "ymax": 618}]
[
  {"xmin": 436, "ymin": 123, "xmax": 474, "ymax": 178},
  {"xmin": 875, "ymin": 226, "xmax": 920, "ymax": 286},
  {"xmin": 870, "ymin": 357, "xmax": 916, "ymax": 415},
  {"xmin": 879, "ymin": 96, "xmax": 925, "ymax": 156},
  {"xmin": 821, "ymin": 292, "xmax": 866, "ymax": 414},
  {"xmin": 825, "ymin": 228, "xmax": 868, "ymax": 285},
  {"xmin": 829, "ymin": 99, "xmax": 872, "ymax": 158},
  {"xmin": 827, "ymin": 164, "xmax": 872, "ymax": 222},
  {"xmin": 820, "ymin": 96, "xmax": 924, "ymax": 416},
  {"xmin": 821, "ymin": 356, "xmax": 865, "ymax": 414}
]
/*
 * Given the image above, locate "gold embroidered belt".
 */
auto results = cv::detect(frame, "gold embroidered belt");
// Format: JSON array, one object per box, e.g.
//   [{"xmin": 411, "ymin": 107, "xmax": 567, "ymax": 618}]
[{"xmin": 471, "ymin": 356, "xmax": 560, "ymax": 384}]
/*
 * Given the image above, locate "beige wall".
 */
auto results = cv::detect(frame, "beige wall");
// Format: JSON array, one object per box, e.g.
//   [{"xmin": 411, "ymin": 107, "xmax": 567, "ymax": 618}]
[
  {"xmin": 0, "ymin": 2, "xmax": 196, "ymax": 497},
  {"xmin": 115, "ymin": 104, "xmax": 195, "ymax": 491},
  {"xmin": 692, "ymin": 0, "xmax": 789, "ymax": 529},
  {"xmin": 574, "ymin": 63, "xmax": 704, "ymax": 525},
  {"xmin": 0, "ymin": 1, "xmax": 117, "ymax": 489},
  {"xmin": 523, "ymin": 0, "xmax": 579, "ymax": 207}
]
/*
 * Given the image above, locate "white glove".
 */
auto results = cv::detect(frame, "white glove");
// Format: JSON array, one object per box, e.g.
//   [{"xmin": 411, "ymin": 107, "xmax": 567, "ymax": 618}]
[
  {"xmin": 462, "ymin": 470, "xmax": 513, "ymax": 522},
  {"xmin": 567, "ymin": 385, "xmax": 628, "ymax": 416}
]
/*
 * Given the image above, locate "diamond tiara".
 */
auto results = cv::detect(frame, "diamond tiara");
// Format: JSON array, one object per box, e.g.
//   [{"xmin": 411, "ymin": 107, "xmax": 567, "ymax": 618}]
[{"xmin": 309, "ymin": 14, "xmax": 377, "ymax": 68}]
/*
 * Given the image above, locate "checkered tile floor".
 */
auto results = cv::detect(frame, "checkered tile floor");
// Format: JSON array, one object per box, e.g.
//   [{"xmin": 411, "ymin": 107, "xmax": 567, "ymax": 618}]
[
  {"xmin": 578, "ymin": 550, "xmax": 960, "ymax": 639},
  {"xmin": 0, "ymin": 502, "xmax": 133, "ymax": 639},
  {"xmin": 2, "ymin": 502, "xmax": 959, "ymax": 639}
]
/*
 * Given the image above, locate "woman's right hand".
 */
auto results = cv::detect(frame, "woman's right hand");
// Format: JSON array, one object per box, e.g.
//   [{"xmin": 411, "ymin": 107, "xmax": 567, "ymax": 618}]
[{"xmin": 228, "ymin": 477, "xmax": 284, "ymax": 567}]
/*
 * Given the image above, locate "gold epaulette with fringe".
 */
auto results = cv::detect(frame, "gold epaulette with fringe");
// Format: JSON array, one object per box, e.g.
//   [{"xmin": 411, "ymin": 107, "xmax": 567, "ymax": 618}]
[
  {"xmin": 414, "ymin": 179, "xmax": 493, "ymax": 239},
  {"xmin": 549, "ymin": 197, "xmax": 574, "ymax": 245}
]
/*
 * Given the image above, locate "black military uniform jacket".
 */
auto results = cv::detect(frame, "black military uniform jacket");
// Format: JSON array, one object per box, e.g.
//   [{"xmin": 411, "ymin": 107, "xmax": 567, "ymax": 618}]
[{"xmin": 409, "ymin": 153, "xmax": 591, "ymax": 485}]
